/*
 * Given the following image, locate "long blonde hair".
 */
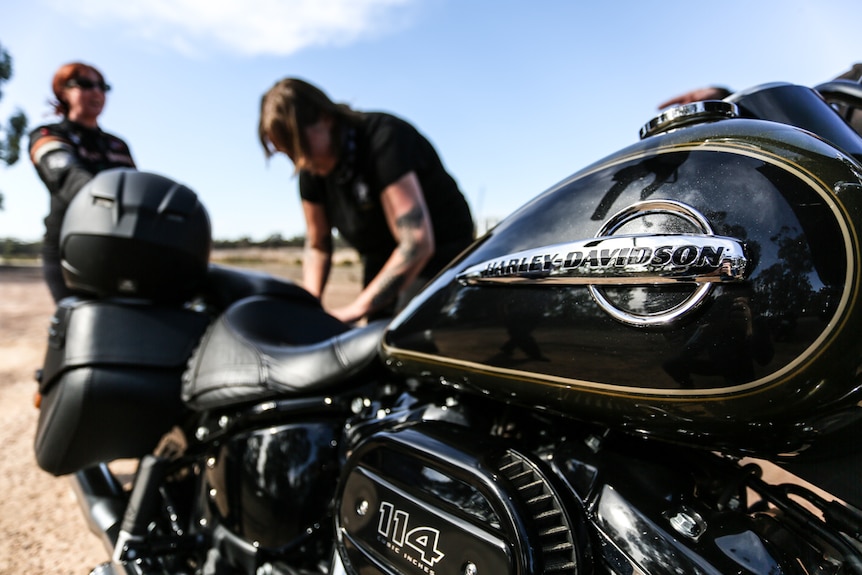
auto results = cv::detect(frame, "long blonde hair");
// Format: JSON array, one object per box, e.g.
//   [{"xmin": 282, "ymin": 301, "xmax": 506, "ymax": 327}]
[{"xmin": 258, "ymin": 77, "xmax": 360, "ymax": 163}]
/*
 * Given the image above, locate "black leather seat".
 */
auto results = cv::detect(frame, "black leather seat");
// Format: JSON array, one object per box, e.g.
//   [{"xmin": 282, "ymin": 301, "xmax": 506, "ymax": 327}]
[{"xmin": 182, "ymin": 295, "xmax": 388, "ymax": 410}]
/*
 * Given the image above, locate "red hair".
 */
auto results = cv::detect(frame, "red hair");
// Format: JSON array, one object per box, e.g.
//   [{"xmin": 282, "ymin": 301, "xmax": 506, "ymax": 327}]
[{"xmin": 50, "ymin": 62, "xmax": 106, "ymax": 117}]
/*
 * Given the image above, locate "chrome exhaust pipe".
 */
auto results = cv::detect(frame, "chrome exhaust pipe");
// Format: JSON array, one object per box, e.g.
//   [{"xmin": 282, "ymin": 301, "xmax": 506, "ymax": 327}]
[{"xmin": 70, "ymin": 464, "xmax": 127, "ymax": 554}]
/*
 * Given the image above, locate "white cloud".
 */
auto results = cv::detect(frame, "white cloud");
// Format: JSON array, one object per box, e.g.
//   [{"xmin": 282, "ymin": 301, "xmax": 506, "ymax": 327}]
[{"xmin": 45, "ymin": 0, "xmax": 416, "ymax": 57}]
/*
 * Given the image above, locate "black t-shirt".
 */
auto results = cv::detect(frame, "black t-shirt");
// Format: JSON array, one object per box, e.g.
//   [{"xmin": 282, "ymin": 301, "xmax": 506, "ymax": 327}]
[{"xmin": 299, "ymin": 112, "xmax": 473, "ymax": 279}]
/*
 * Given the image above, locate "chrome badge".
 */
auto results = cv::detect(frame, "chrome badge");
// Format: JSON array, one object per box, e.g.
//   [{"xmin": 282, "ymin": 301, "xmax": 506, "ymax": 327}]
[{"xmin": 456, "ymin": 200, "xmax": 748, "ymax": 326}]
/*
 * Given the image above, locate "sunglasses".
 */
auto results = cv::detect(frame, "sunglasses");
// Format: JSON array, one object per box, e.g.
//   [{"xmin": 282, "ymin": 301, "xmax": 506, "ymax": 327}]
[{"xmin": 66, "ymin": 78, "xmax": 111, "ymax": 92}]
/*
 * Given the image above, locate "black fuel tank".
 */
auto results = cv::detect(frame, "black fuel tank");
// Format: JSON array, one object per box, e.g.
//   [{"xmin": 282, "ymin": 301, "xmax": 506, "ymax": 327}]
[{"xmin": 383, "ymin": 116, "xmax": 862, "ymax": 458}]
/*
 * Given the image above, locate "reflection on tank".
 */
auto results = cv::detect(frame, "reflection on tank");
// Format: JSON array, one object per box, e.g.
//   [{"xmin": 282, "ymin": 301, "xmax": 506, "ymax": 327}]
[
  {"xmin": 591, "ymin": 153, "xmax": 689, "ymax": 221},
  {"xmin": 486, "ymin": 289, "xmax": 551, "ymax": 365},
  {"xmin": 751, "ymin": 226, "xmax": 814, "ymax": 341},
  {"xmin": 663, "ymin": 292, "xmax": 774, "ymax": 388}
]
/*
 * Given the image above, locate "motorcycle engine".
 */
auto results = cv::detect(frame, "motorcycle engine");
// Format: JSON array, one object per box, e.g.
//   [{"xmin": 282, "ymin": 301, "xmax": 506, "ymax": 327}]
[
  {"xmin": 335, "ymin": 415, "xmax": 862, "ymax": 575},
  {"xmin": 335, "ymin": 422, "xmax": 591, "ymax": 575}
]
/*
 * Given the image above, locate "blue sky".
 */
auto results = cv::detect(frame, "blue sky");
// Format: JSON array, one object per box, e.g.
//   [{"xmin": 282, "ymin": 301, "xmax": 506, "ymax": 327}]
[{"xmin": 1, "ymin": 0, "xmax": 859, "ymax": 242}]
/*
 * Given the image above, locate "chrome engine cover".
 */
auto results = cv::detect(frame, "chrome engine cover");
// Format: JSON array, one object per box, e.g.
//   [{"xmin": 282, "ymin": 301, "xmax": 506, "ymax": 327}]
[
  {"xmin": 335, "ymin": 423, "xmax": 590, "ymax": 575},
  {"xmin": 334, "ymin": 415, "xmax": 858, "ymax": 575}
]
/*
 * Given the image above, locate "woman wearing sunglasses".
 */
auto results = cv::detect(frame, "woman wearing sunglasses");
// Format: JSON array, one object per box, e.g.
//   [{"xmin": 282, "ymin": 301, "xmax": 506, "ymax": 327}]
[{"xmin": 28, "ymin": 62, "xmax": 136, "ymax": 302}]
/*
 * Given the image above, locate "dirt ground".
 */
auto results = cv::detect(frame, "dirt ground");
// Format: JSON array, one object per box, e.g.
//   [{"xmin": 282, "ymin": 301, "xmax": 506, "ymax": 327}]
[
  {"xmin": 0, "ymin": 258, "xmax": 361, "ymax": 574},
  {"xmin": 0, "ymin": 265, "xmax": 109, "ymax": 573}
]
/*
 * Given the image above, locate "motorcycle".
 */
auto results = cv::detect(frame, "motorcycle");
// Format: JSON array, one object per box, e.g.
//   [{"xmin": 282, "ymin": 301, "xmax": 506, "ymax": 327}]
[{"xmin": 34, "ymin": 80, "xmax": 862, "ymax": 575}]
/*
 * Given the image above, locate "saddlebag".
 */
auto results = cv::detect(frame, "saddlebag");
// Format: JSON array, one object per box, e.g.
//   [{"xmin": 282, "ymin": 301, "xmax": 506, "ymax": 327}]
[{"xmin": 34, "ymin": 297, "xmax": 210, "ymax": 475}]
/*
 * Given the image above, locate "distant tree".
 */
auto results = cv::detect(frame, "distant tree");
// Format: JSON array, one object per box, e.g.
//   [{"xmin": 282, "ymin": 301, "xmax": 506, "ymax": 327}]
[
  {"xmin": 0, "ymin": 237, "xmax": 41, "ymax": 260},
  {"xmin": 0, "ymin": 43, "xmax": 28, "ymax": 210}
]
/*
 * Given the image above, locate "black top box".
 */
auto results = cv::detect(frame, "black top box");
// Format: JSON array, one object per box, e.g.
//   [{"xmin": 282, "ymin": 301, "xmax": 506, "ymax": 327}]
[{"xmin": 61, "ymin": 169, "xmax": 212, "ymax": 302}]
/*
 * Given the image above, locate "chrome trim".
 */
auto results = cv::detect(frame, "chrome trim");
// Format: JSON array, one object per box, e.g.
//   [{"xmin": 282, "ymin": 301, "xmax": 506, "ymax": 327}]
[
  {"xmin": 457, "ymin": 200, "xmax": 747, "ymax": 326},
  {"xmin": 598, "ymin": 198, "xmax": 711, "ymax": 235},
  {"xmin": 640, "ymin": 100, "xmax": 738, "ymax": 139},
  {"xmin": 589, "ymin": 282, "xmax": 713, "ymax": 326},
  {"xmin": 588, "ymin": 200, "xmax": 743, "ymax": 326},
  {"xmin": 457, "ymin": 234, "xmax": 745, "ymax": 286}
]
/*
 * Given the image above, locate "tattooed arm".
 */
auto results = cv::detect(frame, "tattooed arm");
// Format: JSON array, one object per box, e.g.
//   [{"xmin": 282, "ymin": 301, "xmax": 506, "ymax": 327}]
[
  {"xmin": 301, "ymin": 199, "xmax": 333, "ymax": 299},
  {"xmin": 329, "ymin": 171, "xmax": 434, "ymax": 323}
]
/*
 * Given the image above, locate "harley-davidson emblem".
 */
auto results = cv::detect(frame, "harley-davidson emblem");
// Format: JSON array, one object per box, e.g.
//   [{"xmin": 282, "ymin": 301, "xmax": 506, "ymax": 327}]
[
  {"xmin": 457, "ymin": 234, "xmax": 745, "ymax": 285},
  {"xmin": 456, "ymin": 200, "xmax": 748, "ymax": 325}
]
